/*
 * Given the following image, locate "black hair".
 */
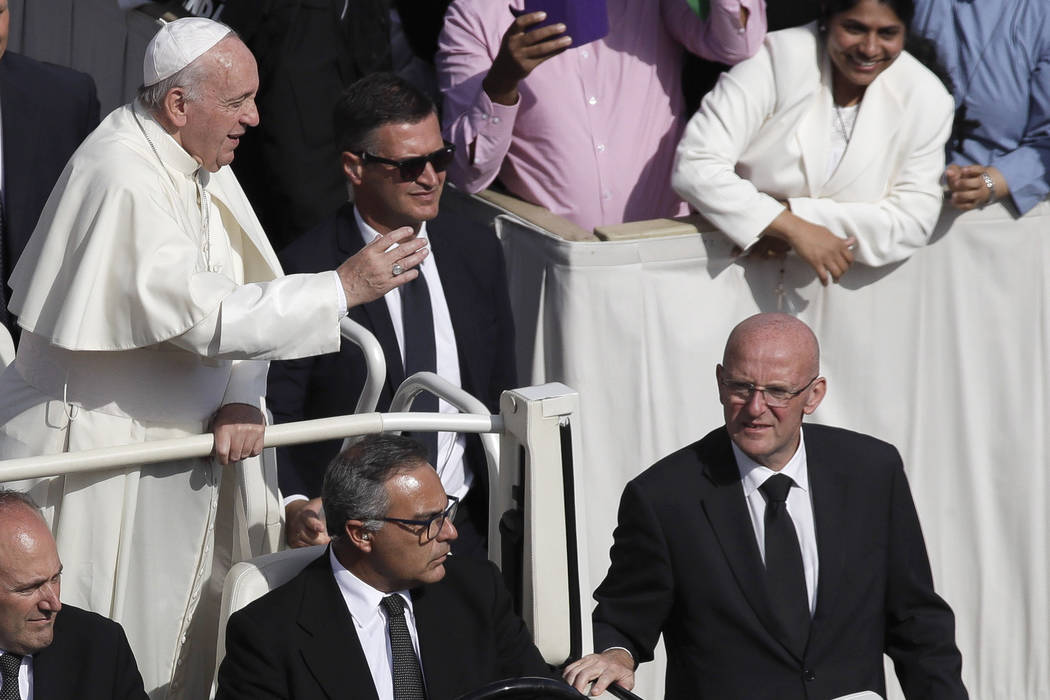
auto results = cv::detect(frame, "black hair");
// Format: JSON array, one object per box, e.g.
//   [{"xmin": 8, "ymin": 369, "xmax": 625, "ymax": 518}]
[
  {"xmin": 322, "ymin": 434, "xmax": 430, "ymax": 537},
  {"xmin": 334, "ymin": 72, "xmax": 437, "ymax": 155}
]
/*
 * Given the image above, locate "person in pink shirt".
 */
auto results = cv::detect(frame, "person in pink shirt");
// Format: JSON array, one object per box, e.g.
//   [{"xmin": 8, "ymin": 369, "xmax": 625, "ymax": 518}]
[{"xmin": 436, "ymin": 0, "xmax": 766, "ymax": 232}]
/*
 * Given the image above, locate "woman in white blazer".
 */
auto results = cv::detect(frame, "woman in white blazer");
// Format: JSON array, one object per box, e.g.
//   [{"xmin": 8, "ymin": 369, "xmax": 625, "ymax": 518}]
[{"xmin": 672, "ymin": 0, "xmax": 954, "ymax": 285}]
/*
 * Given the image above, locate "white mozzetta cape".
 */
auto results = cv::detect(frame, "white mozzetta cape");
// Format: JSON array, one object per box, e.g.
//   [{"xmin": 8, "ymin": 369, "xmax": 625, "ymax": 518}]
[{"xmin": 10, "ymin": 102, "xmax": 341, "ymax": 356}]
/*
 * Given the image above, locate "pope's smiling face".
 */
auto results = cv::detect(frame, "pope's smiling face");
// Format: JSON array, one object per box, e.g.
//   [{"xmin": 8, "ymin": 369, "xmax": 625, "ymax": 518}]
[
  {"xmin": 826, "ymin": 0, "xmax": 906, "ymax": 103},
  {"xmin": 0, "ymin": 505, "xmax": 63, "ymax": 656},
  {"xmin": 178, "ymin": 36, "xmax": 260, "ymax": 172}
]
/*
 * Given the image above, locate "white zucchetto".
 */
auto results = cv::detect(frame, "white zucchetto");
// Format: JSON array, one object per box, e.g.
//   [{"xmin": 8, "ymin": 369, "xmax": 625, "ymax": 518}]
[{"xmin": 143, "ymin": 17, "xmax": 232, "ymax": 86}]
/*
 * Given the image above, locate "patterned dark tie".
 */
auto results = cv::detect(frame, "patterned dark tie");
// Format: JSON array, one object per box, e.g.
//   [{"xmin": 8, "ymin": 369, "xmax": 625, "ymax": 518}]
[
  {"xmin": 760, "ymin": 474, "xmax": 811, "ymax": 656},
  {"xmin": 380, "ymin": 595, "xmax": 427, "ymax": 700},
  {"xmin": 399, "ymin": 272, "xmax": 439, "ymax": 465},
  {"xmin": 0, "ymin": 653, "xmax": 23, "ymax": 700}
]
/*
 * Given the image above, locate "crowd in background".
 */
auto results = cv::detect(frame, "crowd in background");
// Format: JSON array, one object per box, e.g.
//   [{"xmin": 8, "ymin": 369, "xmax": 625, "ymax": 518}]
[{"xmin": 0, "ymin": 0, "xmax": 1047, "ymax": 697}]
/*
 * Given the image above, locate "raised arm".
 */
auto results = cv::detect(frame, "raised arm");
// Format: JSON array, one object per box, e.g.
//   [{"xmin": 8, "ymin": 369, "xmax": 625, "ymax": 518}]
[{"xmin": 436, "ymin": 2, "xmax": 568, "ymax": 193}]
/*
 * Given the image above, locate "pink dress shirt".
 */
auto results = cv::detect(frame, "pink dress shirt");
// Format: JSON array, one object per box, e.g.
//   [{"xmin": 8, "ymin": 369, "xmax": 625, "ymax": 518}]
[{"xmin": 437, "ymin": 0, "xmax": 766, "ymax": 231}]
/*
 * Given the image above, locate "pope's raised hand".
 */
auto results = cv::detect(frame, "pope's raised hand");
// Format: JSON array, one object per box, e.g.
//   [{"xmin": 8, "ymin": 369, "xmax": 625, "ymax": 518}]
[{"xmin": 337, "ymin": 226, "xmax": 429, "ymax": 309}]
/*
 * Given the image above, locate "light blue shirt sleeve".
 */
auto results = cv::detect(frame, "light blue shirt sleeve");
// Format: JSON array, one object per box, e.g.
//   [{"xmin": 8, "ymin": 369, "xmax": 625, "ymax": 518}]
[{"xmin": 914, "ymin": 0, "xmax": 1050, "ymax": 214}]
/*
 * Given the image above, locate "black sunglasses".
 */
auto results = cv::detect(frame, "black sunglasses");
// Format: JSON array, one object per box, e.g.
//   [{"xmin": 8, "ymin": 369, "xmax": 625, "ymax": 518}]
[{"xmin": 356, "ymin": 142, "xmax": 456, "ymax": 182}]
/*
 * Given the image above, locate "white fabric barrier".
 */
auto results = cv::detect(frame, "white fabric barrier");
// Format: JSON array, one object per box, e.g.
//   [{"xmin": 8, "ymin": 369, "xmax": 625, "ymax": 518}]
[{"xmin": 495, "ymin": 199, "xmax": 1050, "ymax": 700}]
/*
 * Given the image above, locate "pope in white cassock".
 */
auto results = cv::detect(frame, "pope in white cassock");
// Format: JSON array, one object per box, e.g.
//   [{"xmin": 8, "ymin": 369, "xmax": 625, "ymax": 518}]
[{"xmin": 0, "ymin": 17, "xmax": 430, "ymax": 699}]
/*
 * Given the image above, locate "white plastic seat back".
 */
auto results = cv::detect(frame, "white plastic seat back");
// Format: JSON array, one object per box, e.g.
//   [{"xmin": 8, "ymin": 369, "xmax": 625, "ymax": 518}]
[{"xmin": 212, "ymin": 545, "xmax": 326, "ymax": 697}]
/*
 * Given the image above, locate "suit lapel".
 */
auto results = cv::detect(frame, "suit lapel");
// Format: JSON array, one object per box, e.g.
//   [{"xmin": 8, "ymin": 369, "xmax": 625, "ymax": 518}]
[
  {"xmin": 822, "ymin": 57, "xmax": 904, "ymax": 195},
  {"xmin": 297, "ymin": 551, "xmax": 380, "ymax": 700},
  {"xmin": 412, "ymin": 583, "xmax": 458, "ymax": 700},
  {"xmin": 338, "ymin": 205, "xmax": 406, "ymax": 392},
  {"xmin": 699, "ymin": 435, "xmax": 795, "ymax": 658},
  {"xmin": 804, "ymin": 426, "xmax": 850, "ymax": 633},
  {"xmin": 794, "ymin": 51, "xmax": 832, "ymax": 197},
  {"xmin": 427, "ymin": 220, "xmax": 480, "ymax": 396}
]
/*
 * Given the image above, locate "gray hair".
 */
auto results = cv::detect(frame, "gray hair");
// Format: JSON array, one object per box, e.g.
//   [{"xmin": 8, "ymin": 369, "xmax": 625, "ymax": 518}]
[
  {"xmin": 136, "ymin": 30, "xmax": 233, "ymax": 110},
  {"xmin": 322, "ymin": 434, "xmax": 429, "ymax": 538},
  {"xmin": 0, "ymin": 489, "xmax": 43, "ymax": 516}
]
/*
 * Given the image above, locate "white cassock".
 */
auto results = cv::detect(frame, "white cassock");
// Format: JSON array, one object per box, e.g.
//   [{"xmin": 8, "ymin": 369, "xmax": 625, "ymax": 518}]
[{"xmin": 0, "ymin": 102, "xmax": 344, "ymax": 698}]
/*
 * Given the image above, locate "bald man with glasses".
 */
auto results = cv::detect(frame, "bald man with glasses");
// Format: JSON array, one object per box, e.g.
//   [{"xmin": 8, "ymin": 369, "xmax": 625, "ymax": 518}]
[
  {"xmin": 565, "ymin": 313, "xmax": 967, "ymax": 700},
  {"xmin": 217, "ymin": 435, "xmax": 553, "ymax": 700},
  {"xmin": 267, "ymin": 73, "xmax": 516, "ymax": 557}
]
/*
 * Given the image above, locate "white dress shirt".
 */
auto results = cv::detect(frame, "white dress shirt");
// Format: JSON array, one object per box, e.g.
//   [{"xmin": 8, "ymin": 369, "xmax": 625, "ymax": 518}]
[
  {"xmin": 732, "ymin": 431, "xmax": 820, "ymax": 615},
  {"xmin": 329, "ymin": 549, "xmax": 425, "ymax": 700},
  {"xmin": 354, "ymin": 209, "xmax": 471, "ymax": 500},
  {"xmin": 0, "ymin": 649, "xmax": 33, "ymax": 699}
]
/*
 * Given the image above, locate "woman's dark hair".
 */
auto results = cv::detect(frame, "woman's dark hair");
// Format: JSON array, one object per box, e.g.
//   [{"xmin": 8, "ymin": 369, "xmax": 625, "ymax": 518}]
[
  {"xmin": 819, "ymin": 0, "xmax": 914, "ymax": 31},
  {"xmin": 818, "ymin": 0, "xmax": 954, "ymax": 95}
]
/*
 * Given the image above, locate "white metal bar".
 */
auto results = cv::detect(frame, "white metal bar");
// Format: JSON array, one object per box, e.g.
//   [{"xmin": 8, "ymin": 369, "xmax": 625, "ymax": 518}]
[
  {"xmin": 0, "ymin": 412, "xmax": 503, "ymax": 482},
  {"xmin": 389, "ymin": 372, "xmax": 502, "ymax": 477},
  {"xmin": 340, "ymin": 317, "xmax": 386, "ymax": 414}
]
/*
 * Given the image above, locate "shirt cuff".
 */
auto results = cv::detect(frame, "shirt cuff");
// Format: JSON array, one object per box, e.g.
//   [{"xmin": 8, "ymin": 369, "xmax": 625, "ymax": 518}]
[
  {"xmin": 283, "ymin": 494, "xmax": 308, "ymax": 508},
  {"xmin": 475, "ymin": 89, "xmax": 519, "ymax": 132},
  {"xmin": 331, "ymin": 270, "xmax": 349, "ymax": 318}
]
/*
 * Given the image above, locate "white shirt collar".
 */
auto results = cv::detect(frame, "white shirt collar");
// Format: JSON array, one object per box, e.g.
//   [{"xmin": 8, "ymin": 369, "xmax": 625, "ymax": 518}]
[
  {"xmin": 353, "ymin": 206, "xmax": 430, "ymax": 259},
  {"xmin": 329, "ymin": 547, "xmax": 414, "ymax": 629},
  {"xmin": 733, "ymin": 428, "xmax": 810, "ymax": 498}
]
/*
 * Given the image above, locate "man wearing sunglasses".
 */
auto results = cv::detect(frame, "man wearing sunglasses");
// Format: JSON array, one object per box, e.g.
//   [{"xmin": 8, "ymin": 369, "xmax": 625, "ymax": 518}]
[
  {"xmin": 268, "ymin": 72, "xmax": 516, "ymax": 559},
  {"xmin": 217, "ymin": 434, "xmax": 554, "ymax": 699},
  {"xmin": 565, "ymin": 313, "xmax": 967, "ymax": 699}
]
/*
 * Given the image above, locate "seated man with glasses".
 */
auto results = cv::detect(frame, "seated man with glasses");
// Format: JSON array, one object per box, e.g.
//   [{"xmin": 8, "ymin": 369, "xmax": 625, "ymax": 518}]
[
  {"xmin": 267, "ymin": 72, "xmax": 516, "ymax": 556},
  {"xmin": 564, "ymin": 313, "xmax": 967, "ymax": 699},
  {"xmin": 217, "ymin": 434, "xmax": 555, "ymax": 699}
]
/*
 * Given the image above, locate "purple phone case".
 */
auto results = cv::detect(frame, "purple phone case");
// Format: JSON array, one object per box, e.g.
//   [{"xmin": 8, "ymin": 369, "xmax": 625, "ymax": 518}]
[{"xmin": 511, "ymin": 0, "xmax": 609, "ymax": 48}]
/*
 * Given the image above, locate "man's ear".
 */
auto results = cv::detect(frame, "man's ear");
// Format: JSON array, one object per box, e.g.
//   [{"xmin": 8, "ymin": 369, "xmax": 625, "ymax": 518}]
[
  {"xmin": 802, "ymin": 377, "xmax": 826, "ymax": 415},
  {"xmin": 161, "ymin": 87, "xmax": 190, "ymax": 129},
  {"xmin": 345, "ymin": 519, "xmax": 374, "ymax": 552},
  {"xmin": 343, "ymin": 151, "xmax": 364, "ymax": 187}
]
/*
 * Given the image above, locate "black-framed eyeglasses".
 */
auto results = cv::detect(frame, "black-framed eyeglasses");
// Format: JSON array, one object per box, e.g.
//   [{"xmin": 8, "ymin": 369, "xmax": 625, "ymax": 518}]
[
  {"xmin": 356, "ymin": 142, "xmax": 456, "ymax": 182},
  {"xmin": 719, "ymin": 375, "xmax": 819, "ymax": 408},
  {"xmin": 381, "ymin": 495, "xmax": 460, "ymax": 541}
]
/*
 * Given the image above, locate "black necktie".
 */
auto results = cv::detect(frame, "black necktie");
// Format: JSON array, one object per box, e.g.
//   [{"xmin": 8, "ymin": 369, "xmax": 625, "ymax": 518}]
[
  {"xmin": 0, "ymin": 653, "xmax": 23, "ymax": 700},
  {"xmin": 400, "ymin": 271, "xmax": 439, "ymax": 465},
  {"xmin": 380, "ymin": 595, "xmax": 427, "ymax": 700},
  {"xmin": 759, "ymin": 474, "xmax": 811, "ymax": 656}
]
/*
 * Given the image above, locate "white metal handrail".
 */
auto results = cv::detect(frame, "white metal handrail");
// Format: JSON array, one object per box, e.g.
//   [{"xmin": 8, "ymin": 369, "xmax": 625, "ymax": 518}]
[
  {"xmin": 0, "ymin": 412, "xmax": 503, "ymax": 483},
  {"xmin": 340, "ymin": 317, "xmax": 386, "ymax": 414},
  {"xmin": 389, "ymin": 371, "xmax": 501, "ymax": 477}
]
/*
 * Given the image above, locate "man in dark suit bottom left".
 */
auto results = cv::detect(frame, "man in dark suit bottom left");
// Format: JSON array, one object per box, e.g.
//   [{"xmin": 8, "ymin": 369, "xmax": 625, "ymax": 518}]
[
  {"xmin": 217, "ymin": 434, "xmax": 556, "ymax": 699},
  {"xmin": 0, "ymin": 490, "xmax": 147, "ymax": 699}
]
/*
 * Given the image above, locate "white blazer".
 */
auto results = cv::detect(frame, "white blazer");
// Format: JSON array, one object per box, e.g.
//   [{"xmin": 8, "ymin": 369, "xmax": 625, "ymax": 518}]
[{"xmin": 672, "ymin": 23, "xmax": 955, "ymax": 266}]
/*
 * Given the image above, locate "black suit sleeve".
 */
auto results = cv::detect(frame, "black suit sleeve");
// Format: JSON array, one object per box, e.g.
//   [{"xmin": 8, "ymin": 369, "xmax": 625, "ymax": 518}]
[
  {"xmin": 883, "ymin": 460, "xmax": 968, "ymax": 699},
  {"xmin": 110, "ymin": 621, "xmax": 149, "ymax": 700},
  {"xmin": 267, "ymin": 352, "xmax": 319, "ymax": 497},
  {"xmin": 591, "ymin": 480, "xmax": 676, "ymax": 664},
  {"xmin": 216, "ymin": 609, "xmax": 290, "ymax": 700},
  {"xmin": 487, "ymin": 240, "xmax": 517, "ymax": 406}
]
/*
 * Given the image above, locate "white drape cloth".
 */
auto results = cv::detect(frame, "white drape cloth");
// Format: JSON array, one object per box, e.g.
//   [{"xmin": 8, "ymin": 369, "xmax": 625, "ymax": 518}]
[{"xmin": 499, "ymin": 198, "xmax": 1050, "ymax": 700}]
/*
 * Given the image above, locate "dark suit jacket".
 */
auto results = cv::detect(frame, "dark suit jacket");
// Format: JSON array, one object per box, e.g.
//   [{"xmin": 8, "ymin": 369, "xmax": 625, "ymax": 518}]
[
  {"xmin": 216, "ymin": 550, "xmax": 553, "ymax": 699},
  {"xmin": 32, "ymin": 605, "xmax": 147, "ymax": 699},
  {"xmin": 221, "ymin": 0, "xmax": 391, "ymax": 250},
  {"xmin": 0, "ymin": 51, "xmax": 98, "ymax": 328},
  {"xmin": 593, "ymin": 424, "xmax": 967, "ymax": 700},
  {"xmin": 267, "ymin": 200, "xmax": 516, "ymax": 500}
]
